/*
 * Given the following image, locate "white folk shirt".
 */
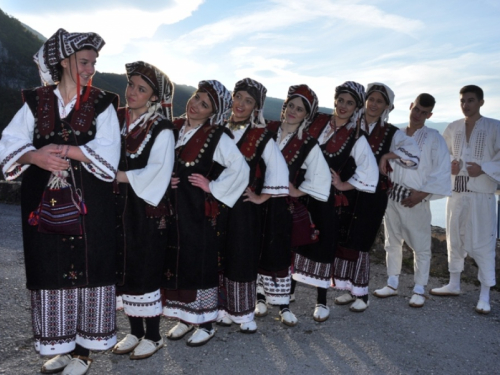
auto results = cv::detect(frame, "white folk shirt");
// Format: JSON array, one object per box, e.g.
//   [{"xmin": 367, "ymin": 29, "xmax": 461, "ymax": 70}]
[
  {"xmin": 0, "ymin": 87, "xmax": 120, "ymax": 181},
  {"xmin": 175, "ymin": 121, "xmax": 250, "ymax": 208},
  {"xmin": 276, "ymin": 127, "xmax": 330, "ymax": 202},
  {"xmin": 122, "ymin": 112, "xmax": 175, "ymax": 207},
  {"xmin": 389, "ymin": 125, "xmax": 452, "ymax": 200},
  {"xmin": 365, "ymin": 120, "xmax": 421, "ymax": 168},
  {"xmin": 444, "ymin": 116, "xmax": 500, "ymax": 194},
  {"xmin": 318, "ymin": 122, "xmax": 378, "ymax": 193},
  {"xmin": 227, "ymin": 124, "xmax": 289, "ymax": 197}
]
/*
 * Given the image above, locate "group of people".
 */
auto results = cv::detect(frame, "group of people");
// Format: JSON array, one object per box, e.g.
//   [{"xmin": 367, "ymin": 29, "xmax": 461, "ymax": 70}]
[{"xmin": 0, "ymin": 28, "xmax": 499, "ymax": 375}]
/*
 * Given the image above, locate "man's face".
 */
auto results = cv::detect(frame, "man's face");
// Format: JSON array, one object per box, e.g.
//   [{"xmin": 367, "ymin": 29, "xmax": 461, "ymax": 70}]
[
  {"xmin": 409, "ymin": 101, "xmax": 433, "ymax": 127},
  {"xmin": 460, "ymin": 92, "xmax": 484, "ymax": 118}
]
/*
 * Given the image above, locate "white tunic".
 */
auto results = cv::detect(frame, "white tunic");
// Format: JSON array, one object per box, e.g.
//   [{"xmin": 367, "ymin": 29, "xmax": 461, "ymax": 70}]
[
  {"xmin": 228, "ymin": 124, "xmax": 289, "ymax": 196},
  {"xmin": 318, "ymin": 122, "xmax": 378, "ymax": 193},
  {"xmin": 365, "ymin": 121, "xmax": 421, "ymax": 168},
  {"xmin": 444, "ymin": 116, "xmax": 500, "ymax": 193},
  {"xmin": 122, "ymin": 113, "xmax": 175, "ymax": 206},
  {"xmin": 276, "ymin": 128, "xmax": 330, "ymax": 202},
  {"xmin": 0, "ymin": 87, "xmax": 120, "ymax": 181},
  {"xmin": 176, "ymin": 121, "xmax": 249, "ymax": 207},
  {"xmin": 390, "ymin": 125, "xmax": 452, "ymax": 200}
]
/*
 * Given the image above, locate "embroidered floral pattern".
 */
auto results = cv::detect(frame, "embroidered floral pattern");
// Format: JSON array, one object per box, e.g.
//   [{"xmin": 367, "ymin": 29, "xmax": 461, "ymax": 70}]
[
  {"xmin": 0, "ymin": 143, "xmax": 33, "ymax": 175},
  {"xmin": 82, "ymin": 144, "xmax": 117, "ymax": 177}
]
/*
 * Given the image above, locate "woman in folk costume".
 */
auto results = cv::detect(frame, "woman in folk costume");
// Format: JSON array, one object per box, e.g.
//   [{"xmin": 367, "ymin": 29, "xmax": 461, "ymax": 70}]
[
  {"xmin": 216, "ymin": 78, "xmax": 288, "ymax": 333},
  {"xmin": 162, "ymin": 80, "xmax": 249, "ymax": 346},
  {"xmin": 0, "ymin": 29, "xmax": 120, "ymax": 375},
  {"xmin": 332, "ymin": 82, "xmax": 420, "ymax": 312},
  {"xmin": 256, "ymin": 84, "xmax": 330, "ymax": 326},
  {"xmin": 111, "ymin": 62, "xmax": 176, "ymax": 359},
  {"xmin": 292, "ymin": 81, "xmax": 378, "ymax": 321}
]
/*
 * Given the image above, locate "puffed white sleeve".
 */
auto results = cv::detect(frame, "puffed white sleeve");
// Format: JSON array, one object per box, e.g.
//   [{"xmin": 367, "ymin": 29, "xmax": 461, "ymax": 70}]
[
  {"xmin": 261, "ymin": 139, "xmax": 289, "ymax": 196},
  {"xmin": 80, "ymin": 103, "xmax": 121, "ymax": 181},
  {"xmin": 125, "ymin": 129, "xmax": 175, "ymax": 206},
  {"xmin": 391, "ymin": 129, "xmax": 421, "ymax": 168},
  {"xmin": 348, "ymin": 136, "xmax": 378, "ymax": 193},
  {"xmin": 0, "ymin": 103, "xmax": 36, "ymax": 180},
  {"xmin": 420, "ymin": 132, "xmax": 452, "ymax": 200},
  {"xmin": 298, "ymin": 143, "xmax": 330, "ymax": 202},
  {"xmin": 480, "ymin": 120, "xmax": 500, "ymax": 184},
  {"xmin": 210, "ymin": 132, "xmax": 250, "ymax": 207}
]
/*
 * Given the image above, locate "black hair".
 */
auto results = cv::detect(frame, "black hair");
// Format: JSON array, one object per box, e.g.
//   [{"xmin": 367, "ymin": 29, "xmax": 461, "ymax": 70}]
[
  {"xmin": 415, "ymin": 93, "xmax": 436, "ymax": 110},
  {"xmin": 287, "ymin": 95, "xmax": 311, "ymax": 114},
  {"xmin": 459, "ymin": 85, "xmax": 484, "ymax": 101}
]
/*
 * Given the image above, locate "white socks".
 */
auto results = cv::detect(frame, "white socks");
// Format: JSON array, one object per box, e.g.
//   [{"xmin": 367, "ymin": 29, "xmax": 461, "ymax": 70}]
[
  {"xmin": 479, "ymin": 283, "xmax": 490, "ymax": 303},
  {"xmin": 448, "ymin": 272, "xmax": 461, "ymax": 291},
  {"xmin": 413, "ymin": 284, "xmax": 425, "ymax": 295},
  {"xmin": 388, "ymin": 275, "xmax": 399, "ymax": 290}
]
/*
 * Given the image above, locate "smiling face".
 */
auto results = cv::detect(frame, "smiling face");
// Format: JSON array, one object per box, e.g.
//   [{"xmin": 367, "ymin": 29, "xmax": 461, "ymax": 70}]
[
  {"xmin": 126, "ymin": 75, "xmax": 157, "ymax": 114},
  {"xmin": 60, "ymin": 49, "xmax": 98, "ymax": 86},
  {"xmin": 334, "ymin": 92, "xmax": 357, "ymax": 123},
  {"xmin": 186, "ymin": 91, "xmax": 214, "ymax": 124},
  {"xmin": 232, "ymin": 90, "xmax": 256, "ymax": 122},
  {"xmin": 284, "ymin": 97, "xmax": 309, "ymax": 126},
  {"xmin": 365, "ymin": 91, "xmax": 389, "ymax": 122}
]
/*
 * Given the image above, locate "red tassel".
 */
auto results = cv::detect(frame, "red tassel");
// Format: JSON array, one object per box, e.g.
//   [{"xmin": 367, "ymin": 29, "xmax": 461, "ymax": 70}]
[
  {"xmin": 334, "ymin": 193, "xmax": 349, "ymax": 207},
  {"xmin": 28, "ymin": 210, "xmax": 40, "ymax": 226},
  {"xmin": 80, "ymin": 201, "xmax": 87, "ymax": 215},
  {"xmin": 75, "ymin": 71, "xmax": 81, "ymax": 111}
]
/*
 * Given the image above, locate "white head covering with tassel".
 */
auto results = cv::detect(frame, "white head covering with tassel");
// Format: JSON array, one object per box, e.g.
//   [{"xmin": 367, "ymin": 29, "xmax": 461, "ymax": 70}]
[
  {"xmin": 282, "ymin": 84, "xmax": 319, "ymax": 139},
  {"xmin": 232, "ymin": 78, "xmax": 267, "ymax": 128},
  {"xmin": 366, "ymin": 82, "xmax": 395, "ymax": 124}
]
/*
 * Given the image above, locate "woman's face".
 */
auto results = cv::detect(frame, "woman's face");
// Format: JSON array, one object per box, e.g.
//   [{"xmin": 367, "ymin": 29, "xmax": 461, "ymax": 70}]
[
  {"xmin": 186, "ymin": 91, "xmax": 214, "ymax": 123},
  {"xmin": 334, "ymin": 93, "xmax": 357, "ymax": 121},
  {"xmin": 283, "ymin": 97, "xmax": 308, "ymax": 126},
  {"xmin": 61, "ymin": 49, "xmax": 98, "ymax": 86},
  {"xmin": 232, "ymin": 90, "xmax": 256, "ymax": 122},
  {"xmin": 126, "ymin": 75, "xmax": 157, "ymax": 113},
  {"xmin": 365, "ymin": 91, "xmax": 389, "ymax": 120}
]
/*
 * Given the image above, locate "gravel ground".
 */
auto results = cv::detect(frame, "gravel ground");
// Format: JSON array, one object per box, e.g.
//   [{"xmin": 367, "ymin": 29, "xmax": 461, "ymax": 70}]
[{"xmin": 0, "ymin": 202, "xmax": 499, "ymax": 375}]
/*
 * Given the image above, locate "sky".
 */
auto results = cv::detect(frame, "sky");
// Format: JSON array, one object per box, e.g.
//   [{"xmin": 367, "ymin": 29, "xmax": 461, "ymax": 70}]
[{"xmin": 2, "ymin": 0, "xmax": 500, "ymax": 124}]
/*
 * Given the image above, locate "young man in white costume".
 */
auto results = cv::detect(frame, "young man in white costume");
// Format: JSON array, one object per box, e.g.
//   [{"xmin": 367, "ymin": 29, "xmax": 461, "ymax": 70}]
[
  {"xmin": 373, "ymin": 93, "xmax": 451, "ymax": 307},
  {"xmin": 430, "ymin": 85, "xmax": 500, "ymax": 314}
]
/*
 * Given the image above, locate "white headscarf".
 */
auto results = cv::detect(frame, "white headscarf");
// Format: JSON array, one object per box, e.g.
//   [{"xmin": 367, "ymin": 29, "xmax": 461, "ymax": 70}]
[{"xmin": 366, "ymin": 82, "xmax": 395, "ymax": 124}]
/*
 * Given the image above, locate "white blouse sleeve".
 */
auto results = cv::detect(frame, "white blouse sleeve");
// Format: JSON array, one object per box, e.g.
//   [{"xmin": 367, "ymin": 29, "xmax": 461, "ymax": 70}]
[
  {"xmin": 0, "ymin": 103, "xmax": 36, "ymax": 180},
  {"xmin": 298, "ymin": 143, "xmax": 330, "ymax": 202},
  {"xmin": 210, "ymin": 133, "xmax": 250, "ymax": 207},
  {"xmin": 391, "ymin": 129, "xmax": 421, "ymax": 168},
  {"xmin": 261, "ymin": 139, "xmax": 289, "ymax": 196},
  {"xmin": 125, "ymin": 129, "xmax": 175, "ymax": 206},
  {"xmin": 80, "ymin": 104, "xmax": 121, "ymax": 181},
  {"xmin": 348, "ymin": 136, "xmax": 378, "ymax": 193}
]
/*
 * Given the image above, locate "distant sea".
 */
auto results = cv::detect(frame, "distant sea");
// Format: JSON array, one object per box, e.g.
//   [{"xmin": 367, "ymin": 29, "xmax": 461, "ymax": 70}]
[
  {"xmin": 430, "ymin": 196, "xmax": 499, "ymax": 229},
  {"xmin": 430, "ymin": 199, "xmax": 447, "ymax": 228}
]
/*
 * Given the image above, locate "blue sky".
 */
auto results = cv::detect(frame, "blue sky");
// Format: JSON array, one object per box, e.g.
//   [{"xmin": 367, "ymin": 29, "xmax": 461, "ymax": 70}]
[{"xmin": 2, "ymin": 0, "xmax": 499, "ymax": 124}]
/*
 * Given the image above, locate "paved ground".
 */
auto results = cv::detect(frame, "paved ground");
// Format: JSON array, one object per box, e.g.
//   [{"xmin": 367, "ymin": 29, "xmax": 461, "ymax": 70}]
[{"xmin": 0, "ymin": 202, "xmax": 499, "ymax": 375}]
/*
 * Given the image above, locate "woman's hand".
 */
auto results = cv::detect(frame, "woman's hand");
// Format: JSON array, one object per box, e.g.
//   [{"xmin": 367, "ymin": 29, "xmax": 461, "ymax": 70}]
[
  {"xmin": 170, "ymin": 176, "xmax": 180, "ymax": 189},
  {"xmin": 288, "ymin": 182, "xmax": 306, "ymax": 198},
  {"xmin": 243, "ymin": 188, "xmax": 270, "ymax": 204},
  {"xmin": 188, "ymin": 173, "xmax": 211, "ymax": 193},
  {"xmin": 116, "ymin": 171, "xmax": 129, "ymax": 183},
  {"xmin": 331, "ymin": 168, "xmax": 354, "ymax": 191},
  {"xmin": 20, "ymin": 144, "xmax": 69, "ymax": 172}
]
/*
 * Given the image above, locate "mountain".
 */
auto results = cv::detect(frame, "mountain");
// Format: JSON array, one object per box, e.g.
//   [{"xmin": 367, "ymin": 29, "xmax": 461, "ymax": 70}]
[
  {"xmin": 393, "ymin": 121, "xmax": 449, "ymax": 134},
  {"xmin": 0, "ymin": 8, "xmax": 333, "ymax": 133}
]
